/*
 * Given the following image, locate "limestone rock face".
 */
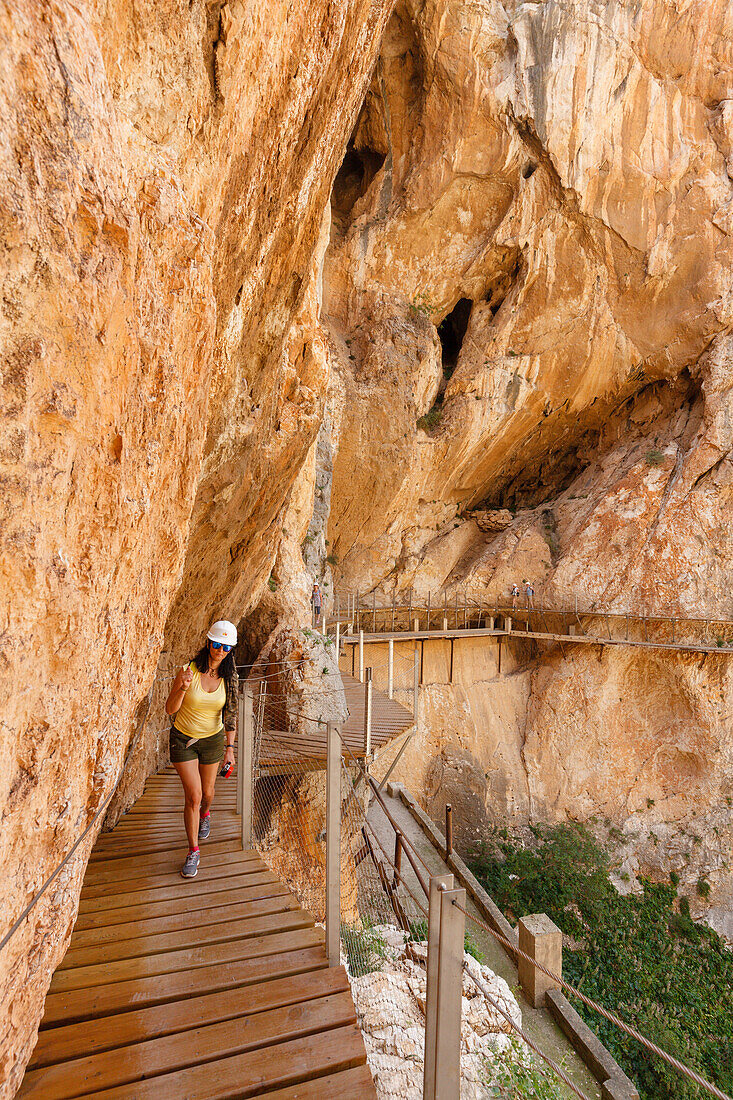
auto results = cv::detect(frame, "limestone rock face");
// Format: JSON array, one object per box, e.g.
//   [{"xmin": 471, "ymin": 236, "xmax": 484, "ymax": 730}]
[
  {"xmin": 325, "ymin": 0, "xmax": 733, "ymax": 594},
  {"xmin": 0, "ymin": 0, "xmax": 393, "ymax": 1090},
  {"xmin": 322, "ymin": 0, "xmax": 733, "ymax": 925}
]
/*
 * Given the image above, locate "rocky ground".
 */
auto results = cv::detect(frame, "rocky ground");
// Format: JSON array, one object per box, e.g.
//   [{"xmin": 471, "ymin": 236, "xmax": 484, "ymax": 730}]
[{"xmin": 344, "ymin": 925, "xmax": 522, "ymax": 1099}]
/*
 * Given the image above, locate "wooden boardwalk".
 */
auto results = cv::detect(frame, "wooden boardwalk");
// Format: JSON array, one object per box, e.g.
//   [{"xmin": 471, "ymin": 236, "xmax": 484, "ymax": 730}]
[
  {"xmin": 20, "ymin": 770, "xmax": 375, "ymax": 1099},
  {"xmin": 257, "ymin": 672, "xmax": 415, "ymax": 772},
  {"xmin": 339, "ymin": 604, "xmax": 733, "ymax": 658}
]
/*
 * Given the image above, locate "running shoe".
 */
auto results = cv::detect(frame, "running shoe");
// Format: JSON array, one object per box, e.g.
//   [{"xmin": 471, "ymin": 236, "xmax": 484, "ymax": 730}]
[
  {"xmin": 181, "ymin": 849, "xmax": 200, "ymax": 878},
  {"xmin": 199, "ymin": 813, "xmax": 211, "ymax": 841}
]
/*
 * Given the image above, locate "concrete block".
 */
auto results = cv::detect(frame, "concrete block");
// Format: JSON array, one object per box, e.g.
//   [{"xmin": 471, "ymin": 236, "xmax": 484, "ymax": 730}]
[
  {"xmin": 518, "ymin": 914, "xmax": 562, "ymax": 1007},
  {"xmin": 602, "ymin": 1078, "xmax": 640, "ymax": 1100}
]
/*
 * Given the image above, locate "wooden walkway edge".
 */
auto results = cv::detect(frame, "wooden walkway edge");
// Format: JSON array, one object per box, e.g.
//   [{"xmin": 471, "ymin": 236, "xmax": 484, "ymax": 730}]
[{"xmin": 20, "ymin": 771, "xmax": 376, "ymax": 1100}]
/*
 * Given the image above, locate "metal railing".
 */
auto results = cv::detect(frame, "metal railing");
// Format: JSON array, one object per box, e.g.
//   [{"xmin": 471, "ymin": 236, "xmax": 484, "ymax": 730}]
[{"xmin": 331, "ymin": 589, "xmax": 733, "ymax": 655}]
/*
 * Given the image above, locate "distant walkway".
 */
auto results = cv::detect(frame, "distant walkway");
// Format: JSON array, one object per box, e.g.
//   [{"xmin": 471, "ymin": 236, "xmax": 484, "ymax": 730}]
[
  {"xmin": 335, "ymin": 599, "xmax": 733, "ymax": 658},
  {"xmin": 20, "ymin": 768, "xmax": 374, "ymax": 1099},
  {"xmin": 254, "ymin": 671, "xmax": 415, "ymax": 774}
]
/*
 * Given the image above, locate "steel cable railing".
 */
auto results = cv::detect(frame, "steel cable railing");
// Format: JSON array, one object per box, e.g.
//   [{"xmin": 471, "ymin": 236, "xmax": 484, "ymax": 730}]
[
  {"xmin": 451, "ymin": 898, "xmax": 733, "ymax": 1100},
  {"xmin": 248, "ymin": 681, "xmax": 733, "ymax": 1100}
]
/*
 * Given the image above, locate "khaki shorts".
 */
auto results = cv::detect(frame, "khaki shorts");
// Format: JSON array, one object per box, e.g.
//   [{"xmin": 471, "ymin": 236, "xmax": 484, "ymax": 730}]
[{"xmin": 170, "ymin": 728, "xmax": 226, "ymax": 765}]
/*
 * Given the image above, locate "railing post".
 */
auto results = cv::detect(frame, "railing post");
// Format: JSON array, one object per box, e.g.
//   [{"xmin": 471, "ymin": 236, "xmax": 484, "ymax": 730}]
[
  {"xmin": 239, "ymin": 687, "xmax": 254, "ymax": 850},
  {"xmin": 388, "ymin": 638, "xmax": 394, "ymax": 699},
  {"xmin": 364, "ymin": 668, "xmax": 373, "ymax": 757},
  {"xmin": 322, "ymin": 613, "xmax": 327, "ymax": 637},
  {"xmin": 325, "ymin": 722, "xmax": 341, "ymax": 967},
  {"xmin": 335, "ymin": 620, "xmax": 340, "ymax": 655},
  {"xmin": 423, "ymin": 874, "xmax": 454, "ymax": 1100},
  {"xmin": 445, "ymin": 804, "xmax": 453, "ymax": 859},
  {"xmin": 506, "ymin": 615, "xmax": 512, "ymax": 633},
  {"xmin": 359, "ymin": 629, "xmax": 364, "ymax": 682},
  {"xmin": 413, "ymin": 646, "xmax": 420, "ymax": 722},
  {"xmin": 425, "ymin": 881, "xmax": 466, "ymax": 1100}
]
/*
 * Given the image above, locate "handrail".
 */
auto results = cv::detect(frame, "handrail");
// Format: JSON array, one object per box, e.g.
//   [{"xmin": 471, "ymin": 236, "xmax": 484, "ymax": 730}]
[
  {"xmin": 334, "ymin": 594, "xmax": 733, "ymax": 630},
  {"xmin": 1, "ymin": 677, "xmax": 158, "ymax": 953},
  {"xmin": 0, "ymin": 783, "xmax": 118, "ymax": 953}
]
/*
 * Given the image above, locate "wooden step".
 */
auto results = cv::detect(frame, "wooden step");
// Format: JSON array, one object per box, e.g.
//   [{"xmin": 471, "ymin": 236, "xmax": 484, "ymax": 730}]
[
  {"xmin": 30, "ymin": 968, "xmax": 350, "ymax": 1069},
  {"xmin": 73, "ymin": 1024, "xmax": 368, "ymax": 1099},
  {"xmin": 60, "ymin": 908, "xmax": 313, "ymax": 969},
  {"xmin": 83, "ymin": 845, "xmax": 260, "ymax": 884},
  {"xmin": 20, "ymin": 993, "xmax": 356, "ymax": 1098},
  {"xmin": 42, "ymin": 944, "xmax": 329, "ymax": 1026},
  {"xmin": 74, "ymin": 880, "xmax": 289, "ymax": 931},
  {"xmin": 69, "ymin": 893, "xmax": 298, "ymax": 948},
  {"xmin": 257, "ymin": 1065, "xmax": 376, "ymax": 1098},
  {"xmin": 50, "ymin": 926, "xmax": 322, "ymax": 994},
  {"xmin": 78, "ymin": 868, "xmax": 278, "ymax": 912}
]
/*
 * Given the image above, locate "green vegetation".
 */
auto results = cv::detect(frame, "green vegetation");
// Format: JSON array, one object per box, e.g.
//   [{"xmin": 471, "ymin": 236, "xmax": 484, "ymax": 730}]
[
  {"xmin": 417, "ymin": 403, "xmax": 443, "ymax": 431},
  {"xmin": 340, "ymin": 922, "xmax": 388, "ymax": 977},
  {"xmin": 267, "ymin": 573, "xmax": 278, "ymax": 591},
  {"xmin": 469, "ymin": 824, "xmax": 733, "ymax": 1100},
  {"xmin": 485, "ymin": 1038, "xmax": 567, "ymax": 1099},
  {"xmin": 645, "ymin": 449, "xmax": 665, "ymax": 467},
  {"xmin": 409, "ymin": 290, "xmax": 434, "ymax": 319},
  {"xmin": 325, "ymin": 553, "xmax": 339, "ymax": 566}
]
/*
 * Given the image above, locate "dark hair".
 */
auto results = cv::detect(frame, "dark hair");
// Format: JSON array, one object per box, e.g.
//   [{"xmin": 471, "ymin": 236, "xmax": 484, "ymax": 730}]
[{"xmin": 192, "ymin": 643, "xmax": 236, "ymax": 696}]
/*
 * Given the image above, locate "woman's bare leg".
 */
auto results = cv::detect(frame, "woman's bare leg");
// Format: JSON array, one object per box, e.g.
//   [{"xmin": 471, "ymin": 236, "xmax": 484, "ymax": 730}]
[
  {"xmin": 173, "ymin": 760, "xmax": 202, "ymax": 849},
  {"xmin": 199, "ymin": 761, "xmax": 220, "ymax": 819}
]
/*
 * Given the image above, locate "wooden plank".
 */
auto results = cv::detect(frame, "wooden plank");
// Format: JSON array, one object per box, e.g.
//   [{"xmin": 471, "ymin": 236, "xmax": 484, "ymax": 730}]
[
  {"xmin": 75, "ymin": 881, "xmax": 290, "ymax": 931},
  {"xmin": 88, "ymin": 832, "xmax": 242, "ymax": 861},
  {"xmin": 30, "ymin": 969, "xmax": 350, "ymax": 1069},
  {"xmin": 60, "ymin": 909, "xmax": 313, "ymax": 969},
  {"xmin": 42, "ymin": 944, "xmax": 329, "ymax": 1026},
  {"xmin": 49, "ymin": 927, "xmax": 323, "ymax": 994},
  {"xmin": 78, "ymin": 869, "xmax": 279, "ymax": 914},
  {"xmin": 21, "ymin": 992, "xmax": 356, "ymax": 1099},
  {"xmin": 84, "ymin": 844, "xmax": 259, "ymax": 883},
  {"xmin": 72, "ymin": 1024, "xmax": 367, "ymax": 1100},
  {"xmin": 255, "ymin": 1065, "xmax": 376, "ymax": 1099},
  {"xmin": 69, "ymin": 894, "xmax": 298, "ymax": 948}
]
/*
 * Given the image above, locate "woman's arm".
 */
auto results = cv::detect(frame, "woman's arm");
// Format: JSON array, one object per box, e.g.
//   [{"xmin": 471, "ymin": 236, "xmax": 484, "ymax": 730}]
[{"xmin": 165, "ymin": 665, "xmax": 193, "ymax": 716}]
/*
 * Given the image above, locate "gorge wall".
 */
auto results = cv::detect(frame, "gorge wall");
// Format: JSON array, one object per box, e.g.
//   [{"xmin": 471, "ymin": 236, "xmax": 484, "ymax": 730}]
[
  {"xmin": 0, "ymin": 0, "xmax": 394, "ymax": 1091},
  {"xmin": 320, "ymin": 0, "xmax": 733, "ymax": 936},
  {"xmin": 2, "ymin": 0, "xmax": 733, "ymax": 1092}
]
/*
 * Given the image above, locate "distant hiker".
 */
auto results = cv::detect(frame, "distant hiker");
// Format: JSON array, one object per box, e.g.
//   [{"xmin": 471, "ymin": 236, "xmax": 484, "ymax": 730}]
[
  {"xmin": 511, "ymin": 583, "xmax": 520, "ymax": 611},
  {"xmin": 524, "ymin": 580, "xmax": 535, "ymax": 610},
  {"xmin": 311, "ymin": 582, "xmax": 322, "ymax": 627},
  {"xmin": 165, "ymin": 620, "xmax": 239, "ymax": 879}
]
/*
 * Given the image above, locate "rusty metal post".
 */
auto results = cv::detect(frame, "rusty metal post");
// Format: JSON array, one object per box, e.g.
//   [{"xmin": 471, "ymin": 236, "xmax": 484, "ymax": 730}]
[
  {"xmin": 393, "ymin": 833, "xmax": 403, "ymax": 888},
  {"xmin": 445, "ymin": 804, "xmax": 453, "ymax": 859}
]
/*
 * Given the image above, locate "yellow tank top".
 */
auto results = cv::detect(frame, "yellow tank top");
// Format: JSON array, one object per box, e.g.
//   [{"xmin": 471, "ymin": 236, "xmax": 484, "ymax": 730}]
[{"xmin": 173, "ymin": 663, "xmax": 226, "ymax": 739}]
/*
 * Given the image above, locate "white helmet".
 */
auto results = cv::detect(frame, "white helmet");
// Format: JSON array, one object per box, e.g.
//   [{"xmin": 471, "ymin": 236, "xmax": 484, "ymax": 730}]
[{"xmin": 207, "ymin": 620, "xmax": 237, "ymax": 645}]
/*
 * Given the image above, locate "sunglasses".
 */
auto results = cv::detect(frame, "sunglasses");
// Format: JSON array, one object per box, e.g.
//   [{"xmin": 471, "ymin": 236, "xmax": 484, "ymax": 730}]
[{"xmin": 209, "ymin": 641, "xmax": 233, "ymax": 652}]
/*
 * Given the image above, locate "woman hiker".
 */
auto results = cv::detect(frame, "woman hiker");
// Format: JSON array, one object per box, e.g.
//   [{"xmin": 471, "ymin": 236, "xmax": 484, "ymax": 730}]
[{"xmin": 165, "ymin": 620, "xmax": 239, "ymax": 878}]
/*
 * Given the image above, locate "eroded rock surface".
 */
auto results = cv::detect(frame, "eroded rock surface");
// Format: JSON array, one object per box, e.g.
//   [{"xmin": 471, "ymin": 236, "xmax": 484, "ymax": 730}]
[
  {"xmin": 0, "ymin": 0, "xmax": 393, "ymax": 1089},
  {"xmin": 322, "ymin": 0, "xmax": 733, "ymax": 926}
]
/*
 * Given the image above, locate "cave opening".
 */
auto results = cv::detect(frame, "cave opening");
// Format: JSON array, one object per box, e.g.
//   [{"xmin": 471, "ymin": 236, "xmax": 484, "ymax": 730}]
[
  {"xmin": 331, "ymin": 140, "xmax": 386, "ymax": 225},
  {"xmin": 438, "ymin": 298, "xmax": 473, "ymax": 378}
]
